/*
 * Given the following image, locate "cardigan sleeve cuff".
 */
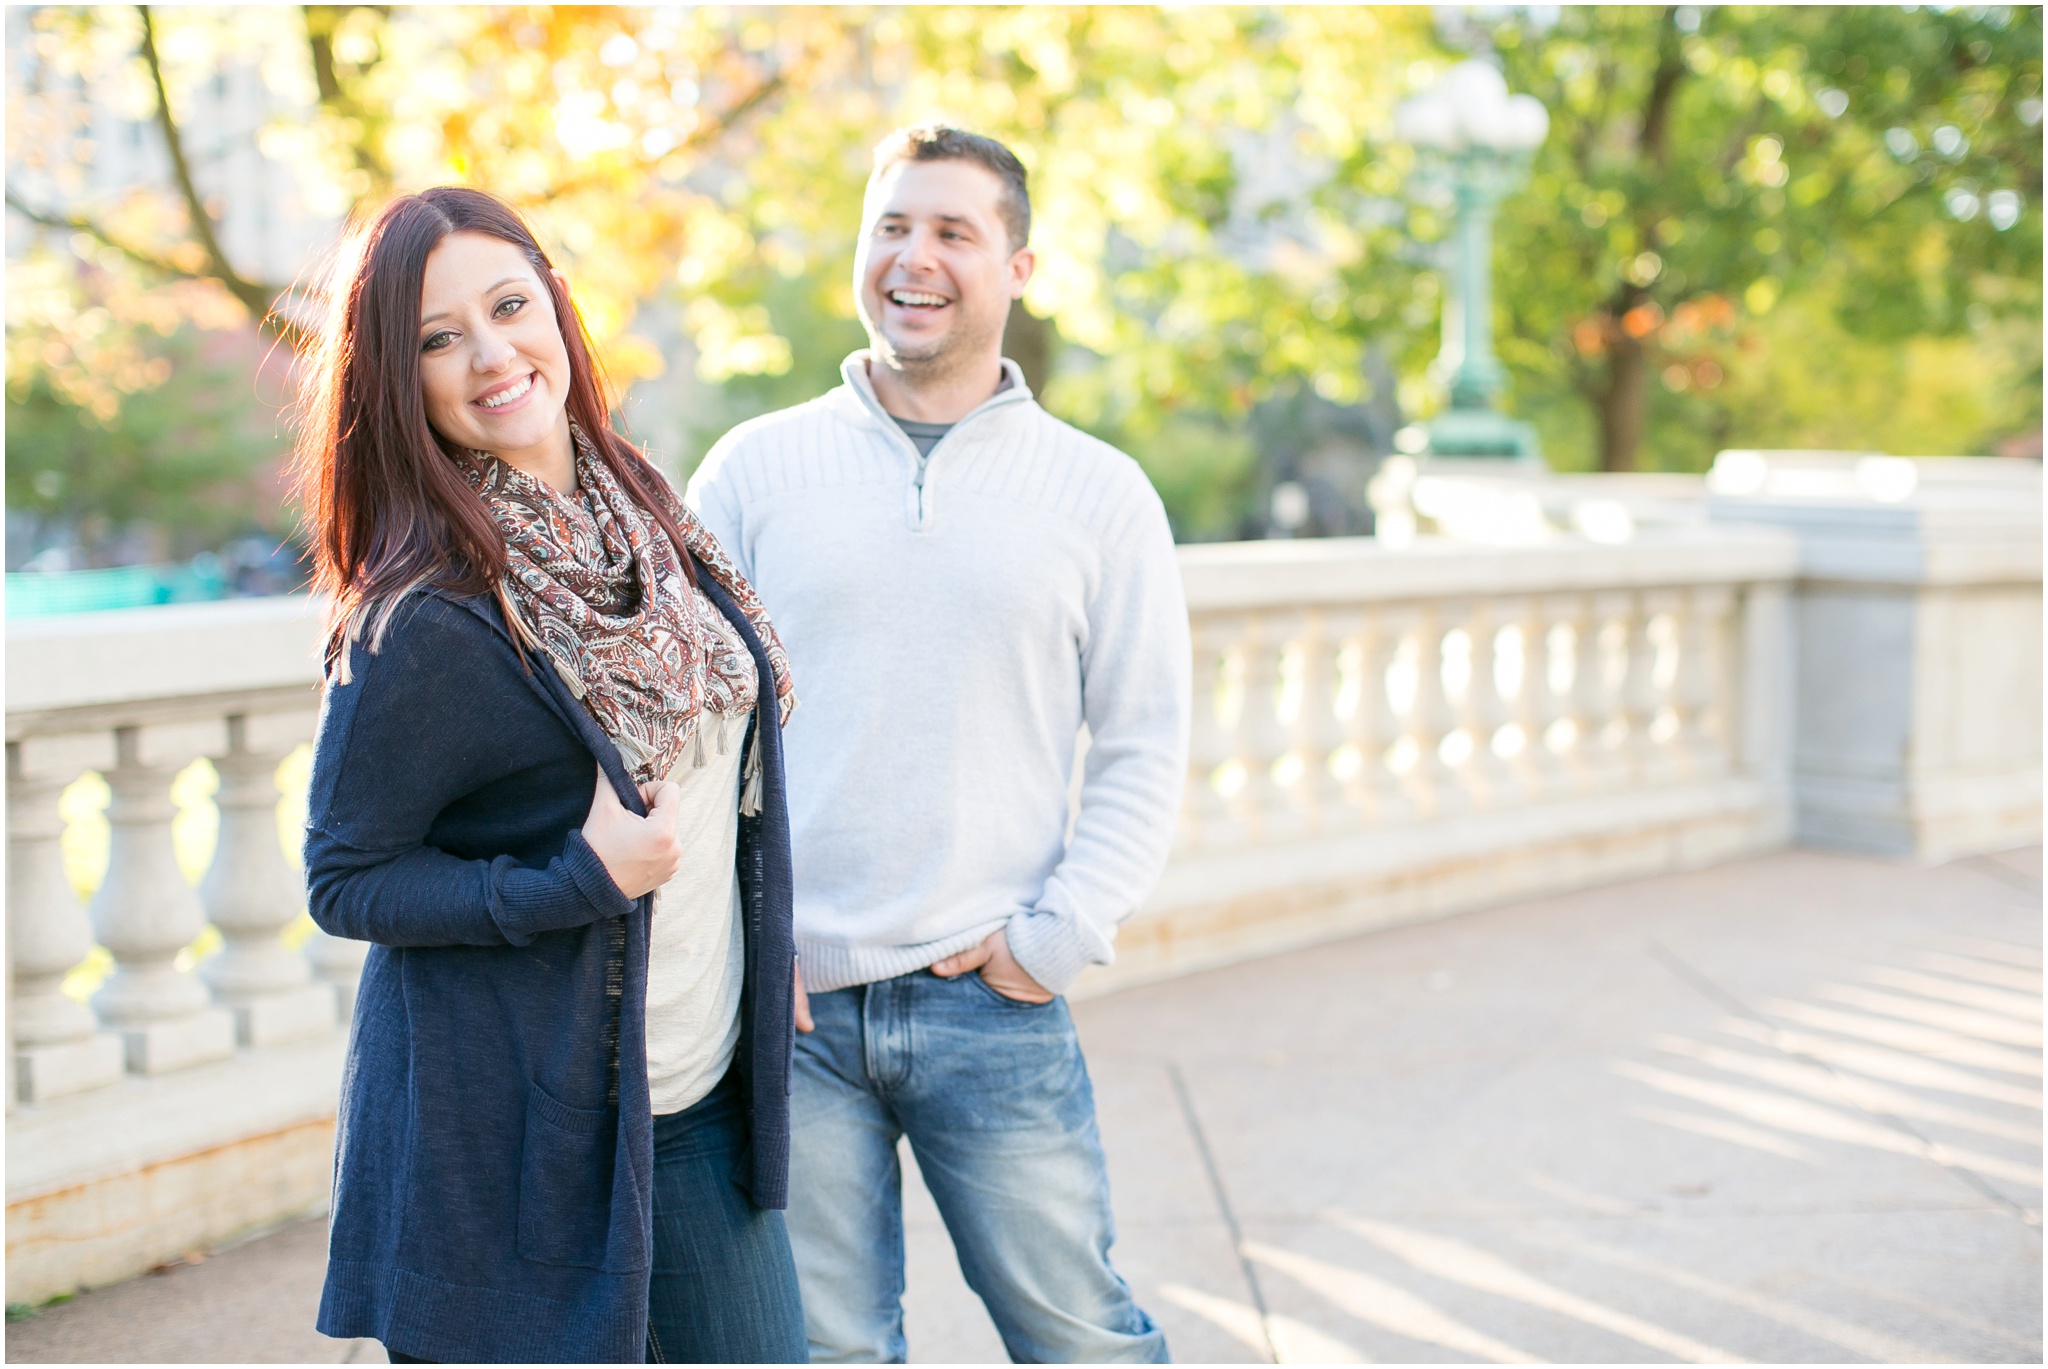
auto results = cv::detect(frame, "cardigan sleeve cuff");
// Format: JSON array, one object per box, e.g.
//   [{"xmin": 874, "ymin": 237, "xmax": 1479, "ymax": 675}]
[
  {"xmin": 1003, "ymin": 909, "xmax": 1103, "ymax": 998},
  {"xmin": 562, "ymin": 829, "xmax": 636, "ymax": 921}
]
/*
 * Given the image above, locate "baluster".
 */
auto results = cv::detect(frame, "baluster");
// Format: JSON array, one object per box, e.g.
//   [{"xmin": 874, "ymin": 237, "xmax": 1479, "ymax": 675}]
[
  {"xmin": 1293, "ymin": 610, "xmax": 1351, "ymax": 833},
  {"xmin": 1679, "ymin": 585, "xmax": 1737, "ymax": 776},
  {"xmin": 1403, "ymin": 604, "xmax": 1464, "ymax": 816},
  {"xmin": 1178, "ymin": 613, "xmax": 1241, "ymax": 854},
  {"xmin": 8, "ymin": 741, "xmax": 124, "ymax": 1103},
  {"xmin": 1636, "ymin": 590, "xmax": 1687, "ymax": 784},
  {"xmin": 1371, "ymin": 604, "xmax": 1427, "ymax": 819},
  {"xmin": 1549, "ymin": 613, "xmax": 1583, "ymax": 753},
  {"xmin": 88, "ymin": 726, "xmax": 236, "ymax": 1074},
  {"xmin": 1437, "ymin": 622, "xmax": 1477, "ymax": 795},
  {"xmin": 1457, "ymin": 602, "xmax": 1517, "ymax": 807},
  {"xmin": 1334, "ymin": 606, "xmax": 1411, "ymax": 825},
  {"xmin": 201, "ymin": 716, "xmax": 336, "ymax": 1046},
  {"xmin": 1611, "ymin": 591, "xmax": 1660, "ymax": 781},
  {"xmin": 1236, "ymin": 611, "xmax": 1307, "ymax": 844},
  {"xmin": 304, "ymin": 930, "xmax": 370, "ymax": 1024},
  {"xmin": 1550, "ymin": 595, "xmax": 1600, "ymax": 790},
  {"xmin": 1579, "ymin": 592, "xmax": 1633, "ymax": 790},
  {"xmin": 1500, "ymin": 598, "xmax": 1554, "ymax": 799},
  {"xmin": 1210, "ymin": 623, "xmax": 1260, "ymax": 847}
]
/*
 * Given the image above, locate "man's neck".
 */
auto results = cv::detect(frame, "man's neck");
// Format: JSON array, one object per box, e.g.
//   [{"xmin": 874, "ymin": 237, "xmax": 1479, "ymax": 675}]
[{"xmin": 865, "ymin": 351, "xmax": 1005, "ymax": 424}]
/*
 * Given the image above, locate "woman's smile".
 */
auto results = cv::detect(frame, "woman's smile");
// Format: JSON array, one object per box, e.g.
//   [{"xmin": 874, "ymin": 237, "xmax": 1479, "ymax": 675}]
[{"xmin": 474, "ymin": 370, "xmax": 537, "ymax": 413}]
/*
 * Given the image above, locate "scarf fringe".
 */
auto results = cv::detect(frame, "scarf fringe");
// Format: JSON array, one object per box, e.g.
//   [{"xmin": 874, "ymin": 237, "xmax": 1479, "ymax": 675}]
[
  {"xmin": 613, "ymin": 729, "xmax": 656, "ymax": 776},
  {"xmin": 549, "ymin": 656, "xmax": 588, "ymax": 699}
]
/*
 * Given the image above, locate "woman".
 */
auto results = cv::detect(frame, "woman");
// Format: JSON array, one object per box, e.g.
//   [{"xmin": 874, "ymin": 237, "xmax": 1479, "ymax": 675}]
[{"xmin": 294, "ymin": 187, "xmax": 806, "ymax": 1364}]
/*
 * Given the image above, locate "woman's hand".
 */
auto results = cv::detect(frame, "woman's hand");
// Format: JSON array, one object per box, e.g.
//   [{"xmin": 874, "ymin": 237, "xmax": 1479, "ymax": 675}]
[{"xmin": 581, "ymin": 769, "xmax": 682, "ymax": 899}]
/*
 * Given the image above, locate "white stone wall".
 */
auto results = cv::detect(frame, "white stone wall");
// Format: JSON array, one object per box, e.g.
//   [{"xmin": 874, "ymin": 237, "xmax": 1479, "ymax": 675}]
[{"xmin": 1707, "ymin": 455, "xmax": 2043, "ymax": 862}]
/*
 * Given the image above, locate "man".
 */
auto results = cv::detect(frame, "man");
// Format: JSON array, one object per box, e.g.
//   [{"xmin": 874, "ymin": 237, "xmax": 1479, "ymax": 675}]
[{"xmin": 688, "ymin": 124, "xmax": 1188, "ymax": 1364}]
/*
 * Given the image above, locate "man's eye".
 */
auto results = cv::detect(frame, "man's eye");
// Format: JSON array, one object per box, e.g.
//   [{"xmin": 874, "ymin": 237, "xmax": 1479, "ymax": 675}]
[
  {"xmin": 421, "ymin": 330, "xmax": 454, "ymax": 353},
  {"xmin": 495, "ymin": 296, "xmax": 526, "ymax": 318}
]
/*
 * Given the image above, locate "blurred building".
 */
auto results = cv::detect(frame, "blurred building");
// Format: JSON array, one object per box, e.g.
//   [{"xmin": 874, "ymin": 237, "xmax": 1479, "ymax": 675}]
[{"xmin": 4, "ymin": 7, "xmax": 339, "ymax": 286}]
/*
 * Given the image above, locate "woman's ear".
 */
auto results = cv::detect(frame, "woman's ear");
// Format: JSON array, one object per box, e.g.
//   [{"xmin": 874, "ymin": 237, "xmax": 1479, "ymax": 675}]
[{"xmin": 550, "ymin": 267, "xmax": 570, "ymax": 294}]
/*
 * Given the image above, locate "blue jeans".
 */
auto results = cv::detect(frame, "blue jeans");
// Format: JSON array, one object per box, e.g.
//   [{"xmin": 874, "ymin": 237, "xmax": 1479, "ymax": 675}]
[
  {"xmin": 787, "ymin": 970, "xmax": 1167, "ymax": 1364},
  {"xmin": 648, "ymin": 1070, "xmax": 809, "ymax": 1364}
]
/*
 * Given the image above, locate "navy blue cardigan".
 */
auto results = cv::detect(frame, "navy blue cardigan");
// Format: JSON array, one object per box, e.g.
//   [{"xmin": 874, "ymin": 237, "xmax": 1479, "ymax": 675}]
[{"xmin": 306, "ymin": 579, "xmax": 794, "ymax": 1364}]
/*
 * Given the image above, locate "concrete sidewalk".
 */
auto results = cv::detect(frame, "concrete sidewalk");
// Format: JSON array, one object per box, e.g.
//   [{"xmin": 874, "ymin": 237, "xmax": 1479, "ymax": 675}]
[{"xmin": 9, "ymin": 846, "xmax": 2040, "ymax": 1363}]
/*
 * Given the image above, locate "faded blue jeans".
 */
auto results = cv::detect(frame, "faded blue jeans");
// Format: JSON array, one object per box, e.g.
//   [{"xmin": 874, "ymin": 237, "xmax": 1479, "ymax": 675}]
[{"xmin": 787, "ymin": 969, "xmax": 1168, "ymax": 1364}]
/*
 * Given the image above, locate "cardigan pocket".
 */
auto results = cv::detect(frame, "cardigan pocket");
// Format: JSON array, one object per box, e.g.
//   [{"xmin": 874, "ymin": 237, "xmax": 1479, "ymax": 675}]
[{"xmin": 517, "ymin": 1081, "xmax": 649, "ymax": 1273}]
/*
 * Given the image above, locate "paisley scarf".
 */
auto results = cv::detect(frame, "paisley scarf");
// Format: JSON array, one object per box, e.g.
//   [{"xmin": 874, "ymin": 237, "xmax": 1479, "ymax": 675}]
[{"xmin": 458, "ymin": 431, "xmax": 795, "ymax": 786}]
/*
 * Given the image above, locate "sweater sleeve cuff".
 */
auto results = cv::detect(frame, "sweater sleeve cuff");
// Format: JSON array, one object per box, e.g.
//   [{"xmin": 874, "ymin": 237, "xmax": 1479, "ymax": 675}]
[
  {"xmin": 563, "ymin": 829, "xmax": 636, "ymax": 921},
  {"xmin": 1004, "ymin": 910, "xmax": 1103, "ymax": 998}
]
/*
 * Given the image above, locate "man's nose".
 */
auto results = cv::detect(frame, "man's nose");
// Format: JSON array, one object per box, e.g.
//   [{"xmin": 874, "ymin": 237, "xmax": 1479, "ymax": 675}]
[{"xmin": 898, "ymin": 225, "xmax": 940, "ymax": 272}]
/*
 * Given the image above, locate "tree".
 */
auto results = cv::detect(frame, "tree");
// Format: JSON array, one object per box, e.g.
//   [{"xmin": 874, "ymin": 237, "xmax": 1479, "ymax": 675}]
[
  {"xmin": 1485, "ymin": 4, "xmax": 2043, "ymax": 470},
  {"xmin": 6, "ymin": 320, "xmax": 290, "ymax": 565},
  {"xmin": 7, "ymin": 5, "xmax": 2041, "ymax": 554},
  {"xmin": 5, "ymin": 5, "xmax": 875, "ymax": 560},
  {"xmin": 6, "ymin": 6, "xmax": 865, "ymax": 380}
]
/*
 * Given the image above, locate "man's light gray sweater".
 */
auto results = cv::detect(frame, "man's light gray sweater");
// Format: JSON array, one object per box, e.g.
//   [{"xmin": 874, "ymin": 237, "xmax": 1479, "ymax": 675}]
[{"xmin": 686, "ymin": 353, "xmax": 1190, "ymax": 995}]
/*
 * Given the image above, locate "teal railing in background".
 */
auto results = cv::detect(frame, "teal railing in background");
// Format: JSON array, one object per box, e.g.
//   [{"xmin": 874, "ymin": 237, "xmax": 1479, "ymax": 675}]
[{"xmin": 6, "ymin": 558, "xmax": 227, "ymax": 618}]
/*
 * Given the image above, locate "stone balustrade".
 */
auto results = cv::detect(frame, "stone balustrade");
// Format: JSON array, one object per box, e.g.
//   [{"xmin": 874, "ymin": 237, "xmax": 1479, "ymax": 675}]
[
  {"xmin": 8, "ymin": 598, "xmax": 343, "ymax": 1303},
  {"xmin": 4, "ymin": 457, "xmax": 2037, "ymax": 1304},
  {"xmin": 8, "ymin": 598, "xmax": 337, "ymax": 1107},
  {"xmin": 1077, "ymin": 527, "xmax": 1800, "ymax": 995}
]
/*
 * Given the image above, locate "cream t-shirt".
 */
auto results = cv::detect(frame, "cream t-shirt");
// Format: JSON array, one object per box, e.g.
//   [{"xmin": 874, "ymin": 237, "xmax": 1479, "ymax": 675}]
[{"xmin": 643, "ymin": 590, "xmax": 756, "ymax": 1116}]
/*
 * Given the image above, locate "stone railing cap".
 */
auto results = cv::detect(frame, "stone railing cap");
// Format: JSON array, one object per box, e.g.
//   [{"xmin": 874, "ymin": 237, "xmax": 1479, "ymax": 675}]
[
  {"xmin": 7, "ymin": 595, "xmax": 328, "ymax": 721},
  {"xmin": 1178, "ymin": 526, "xmax": 1799, "ymax": 610}
]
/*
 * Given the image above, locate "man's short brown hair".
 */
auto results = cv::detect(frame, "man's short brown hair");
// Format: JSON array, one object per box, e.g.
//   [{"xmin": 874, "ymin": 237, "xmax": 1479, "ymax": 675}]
[{"xmin": 870, "ymin": 124, "xmax": 1031, "ymax": 252}]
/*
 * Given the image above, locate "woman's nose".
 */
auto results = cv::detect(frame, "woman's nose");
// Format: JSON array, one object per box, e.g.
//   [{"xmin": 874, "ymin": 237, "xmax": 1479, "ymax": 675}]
[{"xmin": 472, "ymin": 334, "xmax": 517, "ymax": 372}]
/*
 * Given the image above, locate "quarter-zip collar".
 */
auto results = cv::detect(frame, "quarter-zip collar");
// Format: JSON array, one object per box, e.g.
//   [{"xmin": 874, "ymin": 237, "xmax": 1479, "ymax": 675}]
[{"xmin": 834, "ymin": 349, "xmax": 1033, "ymax": 531}]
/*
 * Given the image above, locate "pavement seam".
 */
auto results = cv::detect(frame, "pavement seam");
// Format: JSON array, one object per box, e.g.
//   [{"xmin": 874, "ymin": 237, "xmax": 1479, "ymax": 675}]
[
  {"xmin": 1165, "ymin": 1060, "xmax": 1279, "ymax": 1364},
  {"xmin": 1645, "ymin": 938, "xmax": 2040, "ymax": 1226}
]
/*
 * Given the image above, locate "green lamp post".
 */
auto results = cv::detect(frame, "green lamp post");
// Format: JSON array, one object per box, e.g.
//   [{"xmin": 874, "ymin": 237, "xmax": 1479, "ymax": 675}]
[{"xmin": 1393, "ymin": 60, "xmax": 1550, "ymax": 464}]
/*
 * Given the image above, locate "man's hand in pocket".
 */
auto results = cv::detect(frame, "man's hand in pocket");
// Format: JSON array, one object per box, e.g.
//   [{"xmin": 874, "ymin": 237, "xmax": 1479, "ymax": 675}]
[{"xmin": 931, "ymin": 928, "xmax": 1053, "ymax": 1004}]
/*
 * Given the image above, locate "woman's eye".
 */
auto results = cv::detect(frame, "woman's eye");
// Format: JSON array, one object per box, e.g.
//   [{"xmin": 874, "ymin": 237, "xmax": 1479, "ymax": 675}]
[
  {"xmin": 495, "ymin": 296, "xmax": 527, "ymax": 318},
  {"xmin": 421, "ymin": 330, "xmax": 454, "ymax": 353}
]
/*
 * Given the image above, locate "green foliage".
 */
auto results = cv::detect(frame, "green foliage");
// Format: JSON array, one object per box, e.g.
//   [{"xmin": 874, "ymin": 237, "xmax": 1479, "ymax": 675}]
[
  {"xmin": 883, "ymin": 8, "xmax": 1442, "ymax": 432},
  {"xmin": 6, "ymin": 1292, "xmax": 73, "ymax": 1323},
  {"xmin": 6, "ymin": 4, "xmax": 2041, "ymax": 556},
  {"xmin": 666, "ymin": 270, "xmax": 869, "ymax": 477},
  {"xmin": 6, "ymin": 322, "xmax": 289, "ymax": 564},
  {"xmin": 1488, "ymin": 3, "xmax": 2042, "ymax": 469},
  {"xmin": 1709, "ymin": 286, "xmax": 2042, "ymax": 457},
  {"xmin": 1114, "ymin": 416, "xmax": 1262, "ymax": 543}
]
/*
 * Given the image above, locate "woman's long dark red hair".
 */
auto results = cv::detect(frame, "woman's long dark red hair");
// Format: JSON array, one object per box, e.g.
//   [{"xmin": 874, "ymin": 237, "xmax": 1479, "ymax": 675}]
[{"xmin": 291, "ymin": 186, "xmax": 692, "ymax": 674}]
